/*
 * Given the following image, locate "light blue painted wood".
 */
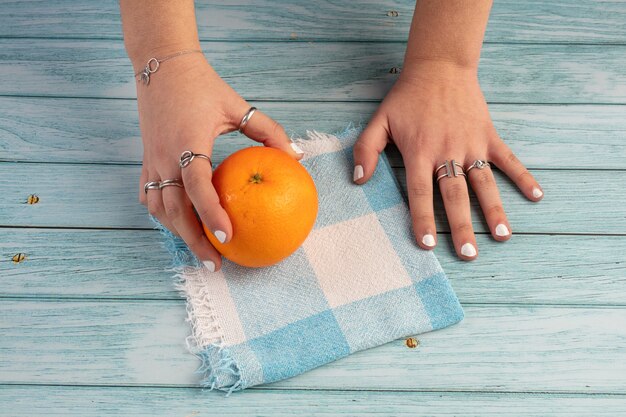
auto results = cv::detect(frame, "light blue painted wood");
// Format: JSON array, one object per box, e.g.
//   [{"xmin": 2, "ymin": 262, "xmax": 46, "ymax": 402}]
[
  {"xmin": 2, "ymin": 98, "xmax": 625, "ymax": 169},
  {"xmin": 1, "ymin": 0, "xmax": 624, "ymax": 410},
  {"xmin": 1, "ymin": 386, "xmax": 625, "ymax": 417},
  {"xmin": 0, "ymin": 163, "xmax": 624, "ymax": 234},
  {"xmin": 1, "ymin": 40, "xmax": 625, "ymax": 103},
  {"xmin": 1, "ymin": 300, "xmax": 625, "ymax": 393},
  {"xmin": 2, "ymin": 230, "xmax": 625, "ymax": 306},
  {"xmin": 1, "ymin": 0, "xmax": 625, "ymax": 44}
]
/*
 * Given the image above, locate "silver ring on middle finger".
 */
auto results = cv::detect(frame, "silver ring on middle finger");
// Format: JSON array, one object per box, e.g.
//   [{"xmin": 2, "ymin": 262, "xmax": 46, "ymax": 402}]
[
  {"xmin": 435, "ymin": 159, "xmax": 466, "ymax": 183},
  {"xmin": 159, "ymin": 178, "xmax": 185, "ymax": 190},
  {"xmin": 465, "ymin": 159, "xmax": 491, "ymax": 175}
]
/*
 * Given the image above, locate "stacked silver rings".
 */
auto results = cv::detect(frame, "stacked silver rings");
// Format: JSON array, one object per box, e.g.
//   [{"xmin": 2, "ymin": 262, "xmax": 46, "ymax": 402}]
[
  {"xmin": 143, "ymin": 178, "xmax": 184, "ymax": 194},
  {"xmin": 435, "ymin": 159, "xmax": 490, "ymax": 183}
]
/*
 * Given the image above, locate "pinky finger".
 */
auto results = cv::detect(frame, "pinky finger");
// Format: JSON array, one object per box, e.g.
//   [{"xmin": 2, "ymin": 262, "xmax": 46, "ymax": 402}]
[
  {"xmin": 489, "ymin": 138, "xmax": 544, "ymax": 202},
  {"xmin": 139, "ymin": 164, "xmax": 148, "ymax": 206}
]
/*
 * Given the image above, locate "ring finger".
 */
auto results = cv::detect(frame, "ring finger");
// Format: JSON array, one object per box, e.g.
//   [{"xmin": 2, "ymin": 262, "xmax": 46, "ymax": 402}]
[
  {"xmin": 467, "ymin": 161, "xmax": 511, "ymax": 241},
  {"xmin": 145, "ymin": 173, "xmax": 178, "ymax": 236},
  {"xmin": 437, "ymin": 161, "xmax": 478, "ymax": 260}
]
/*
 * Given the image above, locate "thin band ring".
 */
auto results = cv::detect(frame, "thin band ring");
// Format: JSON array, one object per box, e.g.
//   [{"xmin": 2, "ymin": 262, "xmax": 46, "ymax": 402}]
[
  {"xmin": 179, "ymin": 150, "xmax": 213, "ymax": 169},
  {"xmin": 435, "ymin": 160, "xmax": 466, "ymax": 183},
  {"xmin": 144, "ymin": 181, "xmax": 161, "ymax": 194},
  {"xmin": 159, "ymin": 179, "xmax": 184, "ymax": 190},
  {"xmin": 238, "ymin": 107, "xmax": 257, "ymax": 133},
  {"xmin": 465, "ymin": 159, "xmax": 491, "ymax": 175}
]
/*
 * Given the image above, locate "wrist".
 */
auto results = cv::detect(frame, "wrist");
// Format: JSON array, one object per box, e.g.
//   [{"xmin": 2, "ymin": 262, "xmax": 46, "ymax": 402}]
[
  {"xmin": 125, "ymin": 39, "xmax": 202, "ymax": 73},
  {"xmin": 399, "ymin": 58, "xmax": 479, "ymax": 83}
]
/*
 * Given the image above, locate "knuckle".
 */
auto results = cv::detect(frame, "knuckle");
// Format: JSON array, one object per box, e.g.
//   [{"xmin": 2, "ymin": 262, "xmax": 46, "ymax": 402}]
[
  {"xmin": 270, "ymin": 120, "xmax": 286, "ymax": 139},
  {"xmin": 473, "ymin": 170, "xmax": 493, "ymax": 187},
  {"xmin": 186, "ymin": 234, "xmax": 209, "ymax": 253},
  {"xmin": 408, "ymin": 182, "xmax": 431, "ymax": 198},
  {"xmin": 515, "ymin": 169, "xmax": 532, "ymax": 183},
  {"xmin": 148, "ymin": 204, "xmax": 160, "ymax": 216},
  {"xmin": 354, "ymin": 135, "xmax": 383, "ymax": 155},
  {"xmin": 164, "ymin": 199, "xmax": 183, "ymax": 218},
  {"xmin": 483, "ymin": 204, "xmax": 505, "ymax": 217},
  {"xmin": 412, "ymin": 213, "xmax": 434, "ymax": 226},
  {"xmin": 505, "ymin": 152, "xmax": 520, "ymax": 166},
  {"xmin": 443, "ymin": 182, "xmax": 468, "ymax": 202},
  {"xmin": 196, "ymin": 205, "xmax": 214, "ymax": 223},
  {"xmin": 184, "ymin": 169, "xmax": 206, "ymax": 191},
  {"xmin": 454, "ymin": 223, "xmax": 474, "ymax": 234}
]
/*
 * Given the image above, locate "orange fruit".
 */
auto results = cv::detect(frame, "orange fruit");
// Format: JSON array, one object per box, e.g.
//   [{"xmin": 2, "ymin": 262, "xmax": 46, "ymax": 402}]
[{"xmin": 203, "ymin": 146, "xmax": 318, "ymax": 268}]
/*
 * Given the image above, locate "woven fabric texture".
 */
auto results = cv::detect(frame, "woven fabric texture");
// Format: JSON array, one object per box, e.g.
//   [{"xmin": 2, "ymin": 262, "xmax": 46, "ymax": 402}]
[{"xmin": 149, "ymin": 127, "xmax": 464, "ymax": 394}]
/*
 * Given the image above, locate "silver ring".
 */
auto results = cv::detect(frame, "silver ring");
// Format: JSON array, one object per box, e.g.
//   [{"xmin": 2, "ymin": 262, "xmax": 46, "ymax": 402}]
[
  {"xmin": 435, "ymin": 160, "xmax": 466, "ymax": 183},
  {"xmin": 179, "ymin": 150, "xmax": 213, "ymax": 169},
  {"xmin": 159, "ymin": 179, "xmax": 184, "ymax": 190},
  {"xmin": 238, "ymin": 107, "xmax": 257, "ymax": 133},
  {"xmin": 144, "ymin": 181, "xmax": 161, "ymax": 194},
  {"xmin": 466, "ymin": 159, "xmax": 491, "ymax": 175}
]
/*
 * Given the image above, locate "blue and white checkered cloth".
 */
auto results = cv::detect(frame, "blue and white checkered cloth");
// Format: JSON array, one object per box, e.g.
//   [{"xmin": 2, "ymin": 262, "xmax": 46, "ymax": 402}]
[{"xmin": 150, "ymin": 127, "xmax": 464, "ymax": 394}]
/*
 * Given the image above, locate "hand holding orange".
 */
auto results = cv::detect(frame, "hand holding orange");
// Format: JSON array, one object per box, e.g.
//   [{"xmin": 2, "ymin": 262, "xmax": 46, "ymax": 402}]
[{"xmin": 203, "ymin": 146, "xmax": 318, "ymax": 267}]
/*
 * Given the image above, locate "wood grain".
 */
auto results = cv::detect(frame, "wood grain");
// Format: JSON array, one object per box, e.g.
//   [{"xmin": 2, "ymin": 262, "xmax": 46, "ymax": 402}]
[
  {"xmin": 1, "ymin": 40, "xmax": 625, "ymax": 103},
  {"xmin": 1, "ymin": 386, "xmax": 625, "ymax": 417},
  {"xmin": 2, "ymin": 229, "xmax": 624, "ymax": 306},
  {"xmin": 1, "ymin": 300, "xmax": 624, "ymax": 393},
  {"xmin": 2, "ymin": 98, "xmax": 625, "ymax": 169},
  {"xmin": 1, "ymin": 0, "xmax": 625, "ymax": 44},
  {"xmin": 1, "ymin": 162, "xmax": 624, "ymax": 234}
]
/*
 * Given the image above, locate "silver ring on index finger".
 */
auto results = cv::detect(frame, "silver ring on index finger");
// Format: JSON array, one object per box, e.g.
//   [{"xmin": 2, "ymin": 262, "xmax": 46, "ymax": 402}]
[{"xmin": 238, "ymin": 106, "xmax": 257, "ymax": 133}]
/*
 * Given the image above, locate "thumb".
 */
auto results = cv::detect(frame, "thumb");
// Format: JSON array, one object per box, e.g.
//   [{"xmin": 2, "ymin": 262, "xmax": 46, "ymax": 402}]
[
  {"xmin": 238, "ymin": 106, "xmax": 303, "ymax": 160},
  {"xmin": 353, "ymin": 116, "xmax": 388, "ymax": 184}
]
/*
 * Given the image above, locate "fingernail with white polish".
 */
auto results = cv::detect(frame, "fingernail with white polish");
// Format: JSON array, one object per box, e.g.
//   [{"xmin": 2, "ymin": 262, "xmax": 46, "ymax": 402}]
[
  {"xmin": 214, "ymin": 230, "xmax": 227, "ymax": 244},
  {"xmin": 290, "ymin": 142, "xmax": 304, "ymax": 155},
  {"xmin": 422, "ymin": 234, "xmax": 436, "ymax": 247},
  {"xmin": 532, "ymin": 187, "xmax": 543, "ymax": 198},
  {"xmin": 353, "ymin": 165, "xmax": 364, "ymax": 182},
  {"xmin": 495, "ymin": 224, "xmax": 510, "ymax": 237},
  {"xmin": 461, "ymin": 243, "xmax": 477, "ymax": 257},
  {"xmin": 203, "ymin": 260, "xmax": 216, "ymax": 273}
]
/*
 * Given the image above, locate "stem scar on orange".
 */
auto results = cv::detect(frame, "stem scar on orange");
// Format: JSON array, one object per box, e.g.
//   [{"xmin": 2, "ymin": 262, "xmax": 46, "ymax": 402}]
[{"xmin": 203, "ymin": 146, "xmax": 318, "ymax": 268}]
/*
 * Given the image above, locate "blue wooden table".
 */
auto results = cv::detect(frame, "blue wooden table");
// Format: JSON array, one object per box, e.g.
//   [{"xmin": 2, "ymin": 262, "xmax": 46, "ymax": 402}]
[{"xmin": 1, "ymin": 1, "xmax": 625, "ymax": 415}]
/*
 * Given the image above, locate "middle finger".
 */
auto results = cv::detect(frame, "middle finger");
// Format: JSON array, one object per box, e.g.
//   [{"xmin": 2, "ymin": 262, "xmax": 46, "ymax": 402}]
[
  {"xmin": 437, "ymin": 160, "xmax": 478, "ymax": 261},
  {"xmin": 161, "ymin": 186, "xmax": 222, "ymax": 272}
]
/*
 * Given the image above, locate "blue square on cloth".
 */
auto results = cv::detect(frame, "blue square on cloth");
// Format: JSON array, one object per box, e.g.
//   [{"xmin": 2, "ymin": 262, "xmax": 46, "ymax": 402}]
[
  {"xmin": 149, "ymin": 127, "xmax": 464, "ymax": 394},
  {"xmin": 248, "ymin": 310, "xmax": 351, "ymax": 384}
]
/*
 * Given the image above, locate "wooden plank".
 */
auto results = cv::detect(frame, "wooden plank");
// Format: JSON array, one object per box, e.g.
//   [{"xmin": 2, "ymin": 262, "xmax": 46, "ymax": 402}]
[
  {"xmin": 1, "ymin": 300, "xmax": 625, "ymax": 393},
  {"xmin": 1, "ymin": 386, "xmax": 625, "ymax": 417},
  {"xmin": 1, "ymin": 0, "xmax": 625, "ymax": 44},
  {"xmin": 2, "ymin": 98, "xmax": 625, "ymax": 170},
  {"xmin": 2, "ymin": 229, "xmax": 624, "ymax": 306},
  {"xmin": 1, "ymin": 40, "xmax": 625, "ymax": 103},
  {"xmin": 0, "ymin": 163, "xmax": 624, "ymax": 234}
]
